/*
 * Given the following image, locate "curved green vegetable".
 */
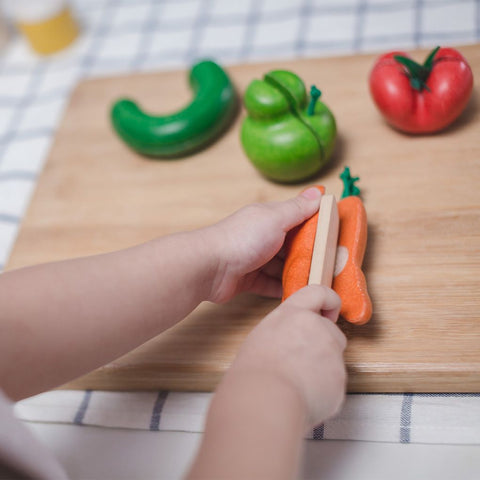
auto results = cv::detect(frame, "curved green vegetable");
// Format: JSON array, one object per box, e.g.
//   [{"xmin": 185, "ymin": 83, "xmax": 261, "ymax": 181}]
[
  {"xmin": 241, "ymin": 70, "xmax": 336, "ymax": 183},
  {"xmin": 111, "ymin": 60, "xmax": 238, "ymax": 158}
]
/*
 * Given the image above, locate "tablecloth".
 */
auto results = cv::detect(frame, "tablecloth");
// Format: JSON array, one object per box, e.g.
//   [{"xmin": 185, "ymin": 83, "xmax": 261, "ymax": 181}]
[{"xmin": 1, "ymin": 0, "xmax": 479, "ymax": 445}]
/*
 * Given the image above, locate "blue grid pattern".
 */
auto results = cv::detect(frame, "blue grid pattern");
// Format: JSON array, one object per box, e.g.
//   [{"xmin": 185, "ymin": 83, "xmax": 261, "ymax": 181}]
[
  {"xmin": 13, "ymin": 390, "xmax": 480, "ymax": 444},
  {"xmin": 72, "ymin": 390, "xmax": 92, "ymax": 425},
  {"xmin": 2, "ymin": 0, "xmax": 480, "ymax": 443}
]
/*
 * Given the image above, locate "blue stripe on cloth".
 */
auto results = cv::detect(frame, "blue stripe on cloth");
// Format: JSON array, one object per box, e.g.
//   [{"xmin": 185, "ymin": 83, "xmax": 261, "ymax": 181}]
[
  {"xmin": 294, "ymin": 0, "xmax": 312, "ymax": 55},
  {"xmin": 353, "ymin": 0, "xmax": 367, "ymax": 52},
  {"xmin": 150, "ymin": 391, "xmax": 168, "ymax": 431},
  {"xmin": 238, "ymin": 0, "xmax": 263, "ymax": 60},
  {"xmin": 0, "ymin": 63, "xmax": 47, "ymax": 169},
  {"xmin": 73, "ymin": 390, "xmax": 93, "ymax": 425},
  {"xmin": 129, "ymin": 1, "xmax": 162, "ymax": 69},
  {"xmin": 417, "ymin": 393, "xmax": 480, "ymax": 398},
  {"xmin": 422, "ymin": 31, "xmax": 480, "ymax": 41},
  {"xmin": 0, "ymin": 91, "xmax": 66, "ymax": 107},
  {"xmin": 1, "ymin": 32, "xmax": 477, "ymax": 80},
  {"xmin": 477, "ymin": 0, "xmax": 480, "ymax": 37},
  {"xmin": 400, "ymin": 393, "xmax": 413, "ymax": 443},
  {"xmin": 0, "ymin": 214, "xmax": 21, "ymax": 224},
  {"xmin": 0, "ymin": 128, "xmax": 53, "ymax": 146},
  {"xmin": 413, "ymin": 0, "xmax": 423, "ymax": 47},
  {"xmin": 80, "ymin": 0, "xmax": 120, "ymax": 74},
  {"xmin": 313, "ymin": 424, "xmax": 325, "ymax": 440},
  {"xmin": 65, "ymin": 28, "xmax": 480, "ymax": 71},
  {"xmin": 0, "ymin": 171, "xmax": 37, "ymax": 181},
  {"xmin": 185, "ymin": 0, "xmax": 212, "ymax": 62}
]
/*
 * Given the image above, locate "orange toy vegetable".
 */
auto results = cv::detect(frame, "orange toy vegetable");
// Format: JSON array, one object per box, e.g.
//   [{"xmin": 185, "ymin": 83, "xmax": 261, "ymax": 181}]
[
  {"xmin": 282, "ymin": 185, "xmax": 326, "ymax": 300},
  {"xmin": 282, "ymin": 168, "xmax": 372, "ymax": 325},
  {"xmin": 333, "ymin": 168, "xmax": 372, "ymax": 324}
]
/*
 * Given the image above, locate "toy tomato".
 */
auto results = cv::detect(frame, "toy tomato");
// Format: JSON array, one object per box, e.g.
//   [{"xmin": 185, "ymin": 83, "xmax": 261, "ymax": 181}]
[{"xmin": 369, "ymin": 46, "xmax": 473, "ymax": 134}]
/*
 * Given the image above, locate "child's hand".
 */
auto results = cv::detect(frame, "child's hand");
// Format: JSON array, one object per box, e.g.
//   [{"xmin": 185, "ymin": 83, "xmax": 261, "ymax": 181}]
[
  {"xmin": 227, "ymin": 285, "xmax": 346, "ymax": 428},
  {"xmin": 204, "ymin": 188, "xmax": 322, "ymax": 303}
]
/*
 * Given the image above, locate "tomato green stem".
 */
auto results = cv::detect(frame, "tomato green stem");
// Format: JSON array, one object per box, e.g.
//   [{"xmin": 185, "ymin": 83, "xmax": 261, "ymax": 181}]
[
  {"xmin": 340, "ymin": 167, "xmax": 361, "ymax": 198},
  {"xmin": 394, "ymin": 46, "xmax": 440, "ymax": 92},
  {"xmin": 307, "ymin": 85, "xmax": 321, "ymax": 116}
]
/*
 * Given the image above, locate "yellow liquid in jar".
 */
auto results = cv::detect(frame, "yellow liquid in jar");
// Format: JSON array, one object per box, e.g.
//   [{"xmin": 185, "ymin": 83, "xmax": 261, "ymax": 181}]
[{"xmin": 18, "ymin": 6, "xmax": 78, "ymax": 55}]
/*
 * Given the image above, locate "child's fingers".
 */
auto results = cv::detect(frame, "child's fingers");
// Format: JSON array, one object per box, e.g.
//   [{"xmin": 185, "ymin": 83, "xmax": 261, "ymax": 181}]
[
  {"xmin": 276, "ymin": 245, "xmax": 286, "ymax": 260},
  {"xmin": 284, "ymin": 285, "xmax": 341, "ymax": 317},
  {"xmin": 246, "ymin": 273, "xmax": 283, "ymax": 298},
  {"xmin": 262, "ymin": 256, "xmax": 284, "ymax": 279},
  {"xmin": 270, "ymin": 189, "xmax": 322, "ymax": 232},
  {"xmin": 320, "ymin": 301, "xmax": 342, "ymax": 324},
  {"xmin": 284, "ymin": 286, "xmax": 345, "ymax": 347}
]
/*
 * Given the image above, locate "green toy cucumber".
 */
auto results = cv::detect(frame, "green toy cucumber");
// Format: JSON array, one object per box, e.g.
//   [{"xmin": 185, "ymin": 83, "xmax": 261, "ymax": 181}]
[
  {"xmin": 111, "ymin": 60, "xmax": 238, "ymax": 158},
  {"xmin": 241, "ymin": 70, "xmax": 336, "ymax": 183}
]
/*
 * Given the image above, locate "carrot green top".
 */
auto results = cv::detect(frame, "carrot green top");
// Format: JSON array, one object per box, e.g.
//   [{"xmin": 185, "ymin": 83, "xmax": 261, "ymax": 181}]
[{"xmin": 340, "ymin": 166, "xmax": 361, "ymax": 199}]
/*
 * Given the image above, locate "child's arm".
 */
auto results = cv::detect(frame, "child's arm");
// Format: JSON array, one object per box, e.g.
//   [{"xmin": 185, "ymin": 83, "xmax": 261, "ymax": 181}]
[
  {"xmin": 187, "ymin": 285, "xmax": 347, "ymax": 480},
  {"xmin": 0, "ymin": 231, "xmax": 217, "ymax": 400},
  {"xmin": 0, "ymin": 188, "xmax": 322, "ymax": 400}
]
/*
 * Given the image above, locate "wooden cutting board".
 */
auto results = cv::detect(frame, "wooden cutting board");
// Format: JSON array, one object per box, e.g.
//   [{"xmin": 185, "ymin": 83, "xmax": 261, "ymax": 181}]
[{"xmin": 7, "ymin": 45, "xmax": 480, "ymax": 392}]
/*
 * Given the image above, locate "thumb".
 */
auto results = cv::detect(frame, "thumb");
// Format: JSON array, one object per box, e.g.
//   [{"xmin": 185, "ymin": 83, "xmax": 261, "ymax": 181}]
[
  {"xmin": 284, "ymin": 285, "xmax": 341, "ymax": 320},
  {"xmin": 284, "ymin": 285, "xmax": 346, "ymax": 349},
  {"xmin": 274, "ymin": 187, "xmax": 323, "ymax": 232}
]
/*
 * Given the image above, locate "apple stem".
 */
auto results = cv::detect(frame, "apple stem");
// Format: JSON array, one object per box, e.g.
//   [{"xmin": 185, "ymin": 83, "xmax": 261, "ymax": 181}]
[
  {"xmin": 340, "ymin": 167, "xmax": 361, "ymax": 199},
  {"xmin": 307, "ymin": 85, "xmax": 321, "ymax": 116}
]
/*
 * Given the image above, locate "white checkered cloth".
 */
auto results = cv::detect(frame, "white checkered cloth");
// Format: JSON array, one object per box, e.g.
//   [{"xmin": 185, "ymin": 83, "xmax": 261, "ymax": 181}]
[
  {"xmin": 14, "ymin": 390, "xmax": 480, "ymax": 445},
  {"xmin": 2, "ymin": 0, "xmax": 480, "ymax": 445}
]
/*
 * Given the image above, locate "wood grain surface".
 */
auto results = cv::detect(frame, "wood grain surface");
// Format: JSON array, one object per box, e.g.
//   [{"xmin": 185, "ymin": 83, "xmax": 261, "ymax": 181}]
[{"xmin": 7, "ymin": 45, "xmax": 480, "ymax": 392}]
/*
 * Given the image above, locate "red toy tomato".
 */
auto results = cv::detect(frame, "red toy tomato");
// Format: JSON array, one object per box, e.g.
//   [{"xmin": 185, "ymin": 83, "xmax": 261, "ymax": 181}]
[{"xmin": 369, "ymin": 46, "xmax": 473, "ymax": 134}]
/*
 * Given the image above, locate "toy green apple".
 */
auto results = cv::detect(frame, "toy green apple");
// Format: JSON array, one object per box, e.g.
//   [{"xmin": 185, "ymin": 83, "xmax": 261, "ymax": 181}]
[{"xmin": 241, "ymin": 70, "xmax": 336, "ymax": 183}]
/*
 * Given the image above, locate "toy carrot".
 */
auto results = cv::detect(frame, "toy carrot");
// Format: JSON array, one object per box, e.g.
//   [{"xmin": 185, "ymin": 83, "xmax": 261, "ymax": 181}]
[
  {"xmin": 282, "ymin": 168, "xmax": 372, "ymax": 325},
  {"xmin": 282, "ymin": 185, "xmax": 325, "ymax": 300},
  {"xmin": 333, "ymin": 168, "xmax": 372, "ymax": 325}
]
